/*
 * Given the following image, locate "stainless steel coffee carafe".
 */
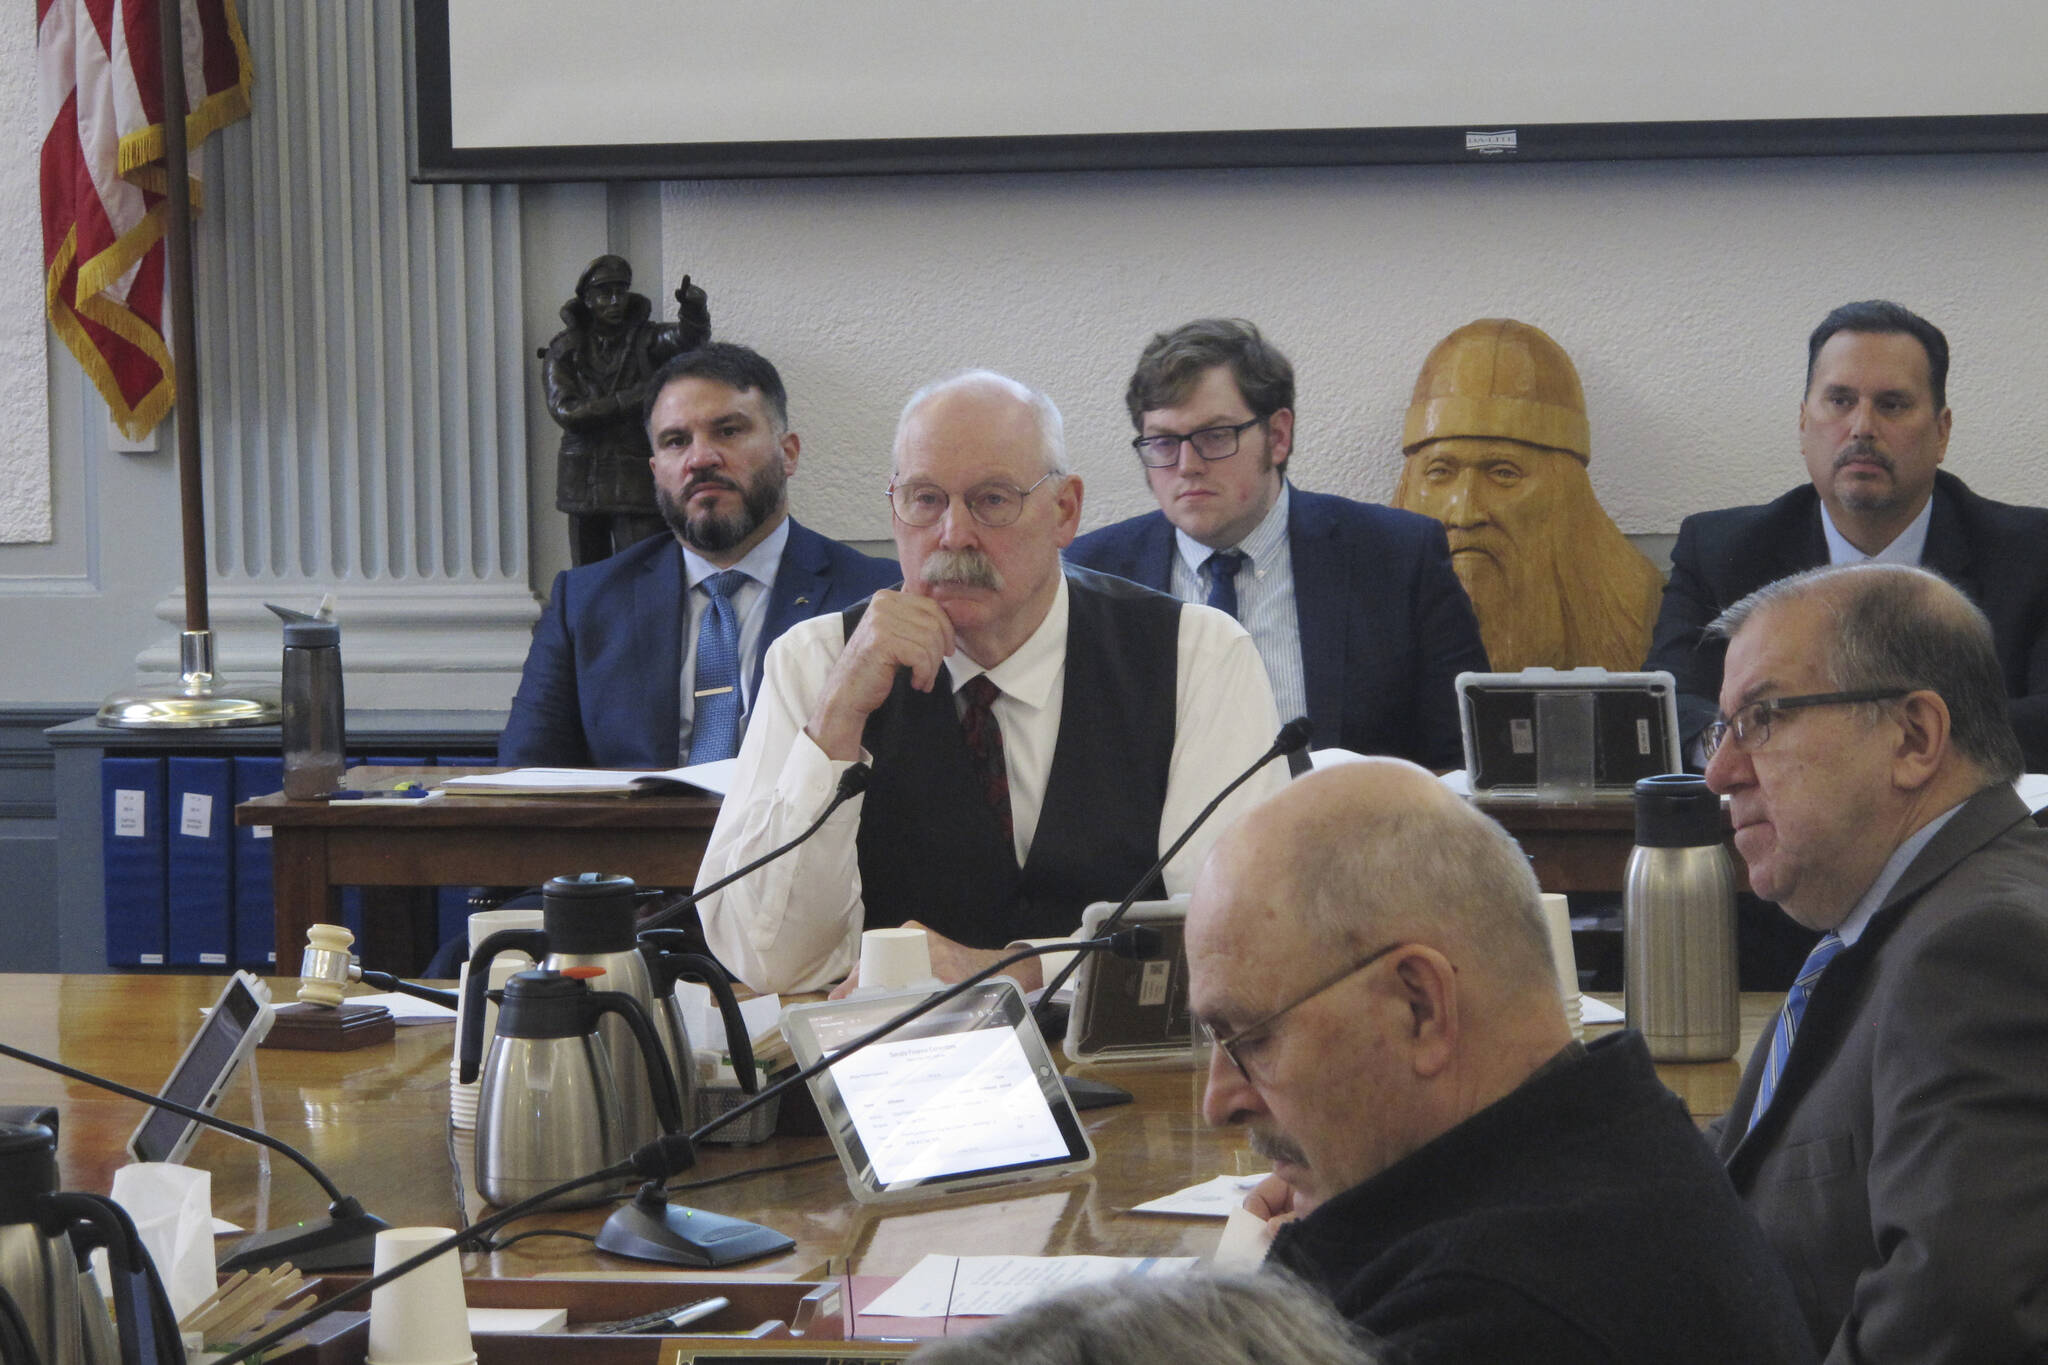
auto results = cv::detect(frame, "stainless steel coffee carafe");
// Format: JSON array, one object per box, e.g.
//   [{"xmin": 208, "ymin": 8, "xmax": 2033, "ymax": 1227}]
[
  {"xmin": 0, "ymin": 1118, "xmax": 183, "ymax": 1365},
  {"xmin": 459, "ymin": 873, "xmax": 688, "ymax": 1148},
  {"xmin": 471, "ymin": 970, "xmax": 683, "ymax": 1209},
  {"xmin": 1624, "ymin": 773, "xmax": 1739, "ymax": 1061}
]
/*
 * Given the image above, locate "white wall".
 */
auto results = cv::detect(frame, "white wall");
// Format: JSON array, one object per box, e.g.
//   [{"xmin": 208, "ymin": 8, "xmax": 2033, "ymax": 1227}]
[{"xmin": 659, "ymin": 154, "xmax": 2048, "ymax": 548}]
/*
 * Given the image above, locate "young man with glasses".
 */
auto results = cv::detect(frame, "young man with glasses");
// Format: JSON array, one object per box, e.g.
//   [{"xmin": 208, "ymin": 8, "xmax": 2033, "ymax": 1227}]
[
  {"xmin": 696, "ymin": 370, "xmax": 1282, "ymax": 994},
  {"xmin": 1066, "ymin": 318, "xmax": 1486, "ymax": 768},
  {"xmin": 1187, "ymin": 758, "xmax": 1813, "ymax": 1362},
  {"xmin": 1697, "ymin": 562, "xmax": 2048, "ymax": 1362}
]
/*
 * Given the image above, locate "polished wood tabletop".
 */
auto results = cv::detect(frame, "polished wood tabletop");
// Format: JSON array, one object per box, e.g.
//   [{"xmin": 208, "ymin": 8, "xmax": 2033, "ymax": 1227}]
[
  {"xmin": 5, "ymin": 974, "xmax": 1772, "ymax": 1287},
  {"xmin": 235, "ymin": 768, "xmax": 721, "ymax": 971}
]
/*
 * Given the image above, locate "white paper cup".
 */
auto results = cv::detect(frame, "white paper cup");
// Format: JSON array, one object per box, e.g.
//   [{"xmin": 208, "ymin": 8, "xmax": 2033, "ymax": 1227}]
[
  {"xmin": 450, "ymin": 909, "xmax": 545, "ymax": 1129},
  {"xmin": 1540, "ymin": 892, "xmax": 1584, "ymax": 1041},
  {"xmin": 859, "ymin": 926, "xmax": 933, "ymax": 991},
  {"xmin": 366, "ymin": 1226, "xmax": 474, "ymax": 1365},
  {"xmin": 466, "ymin": 907, "xmax": 544, "ymax": 952}
]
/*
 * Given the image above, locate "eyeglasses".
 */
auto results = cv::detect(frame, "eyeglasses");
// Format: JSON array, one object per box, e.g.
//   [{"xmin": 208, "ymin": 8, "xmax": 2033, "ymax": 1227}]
[
  {"xmin": 886, "ymin": 471, "xmax": 1060, "ymax": 528},
  {"xmin": 1702, "ymin": 689, "xmax": 1911, "ymax": 761},
  {"xmin": 1131, "ymin": 417, "xmax": 1265, "ymax": 468},
  {"xmin": 1198, "ymin": 940, "xmax": 1404, "ymax": 1082}
]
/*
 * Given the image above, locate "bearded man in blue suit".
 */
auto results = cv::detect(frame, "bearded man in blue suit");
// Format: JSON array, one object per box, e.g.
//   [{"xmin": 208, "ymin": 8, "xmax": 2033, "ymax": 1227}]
[
  {"xmin": 501, "ymin": 343, "xmax": 899, "ymax": 768},
  {"xmin": 1067, "ymin": 319, "xmax": 1486, "ymax": 769}
]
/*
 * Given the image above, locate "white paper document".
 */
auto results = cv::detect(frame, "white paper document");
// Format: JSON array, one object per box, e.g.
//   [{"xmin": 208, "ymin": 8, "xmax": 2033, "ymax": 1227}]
[
  {"xmin": 348, "ymin": 992, "xmax": 456, "ymax": 1024},
  {"xmin": 862, "ymin": 1253, "xmax": 1199, "ymax": 1318},
  {"xmin": 1129, "ymin": 1172, "xmax": 1265, "ymax": 1217},
  {"xmin": 1580, "ymin": 995, "xmax": 1624, "ymax": 1024}
]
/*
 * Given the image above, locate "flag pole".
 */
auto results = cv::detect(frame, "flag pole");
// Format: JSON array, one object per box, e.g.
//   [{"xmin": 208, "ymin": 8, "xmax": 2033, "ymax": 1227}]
[{"xmin": 99, "ymin": 0, "xmax": 280, "ymax": 728}]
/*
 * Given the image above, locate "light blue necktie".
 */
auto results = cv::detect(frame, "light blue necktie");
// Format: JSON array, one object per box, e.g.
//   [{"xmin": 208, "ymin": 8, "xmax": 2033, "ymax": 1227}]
[
  {"xmin": 1747, "ymin": 930, "xmax": 1845, "ymax": 1133},
  {"xmin": 685, "ymin": 569, "xmax": 749, "ymax": 765},
  {"xmin": 1202, "ymin": 549, "xmax": 1247, "ymax": 620}
]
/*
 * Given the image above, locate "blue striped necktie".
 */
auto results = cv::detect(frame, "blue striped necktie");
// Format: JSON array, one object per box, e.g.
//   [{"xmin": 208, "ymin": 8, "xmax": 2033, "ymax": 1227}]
[
  {"xmin": 686, "ymin": 569, "xmax": 749, "ymax": 765},
  {"xmin": 1202, "ymin": 549, "xmax": 1247, "ymax": 619},
  {"xmin": 1747, "ymin": 931, "xmax": 1845, "ymax": 1133}
]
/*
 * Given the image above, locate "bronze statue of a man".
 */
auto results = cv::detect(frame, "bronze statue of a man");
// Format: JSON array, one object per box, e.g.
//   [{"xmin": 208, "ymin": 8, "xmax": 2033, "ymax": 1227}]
[
  {"xmin": 1393, "ymin": 318, "xmax": 1663, "ymax": 673},
  {"xmin": 542, "ymin": 255, "xmax": 712, "ymax": 564}
]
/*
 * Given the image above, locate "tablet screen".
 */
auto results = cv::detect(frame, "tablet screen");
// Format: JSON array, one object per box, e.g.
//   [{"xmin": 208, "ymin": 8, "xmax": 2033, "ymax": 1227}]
[{"xmin": 782, "ymin": 979, "xmax": 1094, "ymax": 1203}]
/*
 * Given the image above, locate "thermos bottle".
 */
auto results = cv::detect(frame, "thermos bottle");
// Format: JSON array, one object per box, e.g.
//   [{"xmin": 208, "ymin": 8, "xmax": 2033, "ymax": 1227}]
[
  {"xmin": 280, "ymin": 620, "xmax": 345, "ymax": 799},
  {"xmin": 1624, "ymin": 773, "xmax": 1738, "ymax": 1061}
]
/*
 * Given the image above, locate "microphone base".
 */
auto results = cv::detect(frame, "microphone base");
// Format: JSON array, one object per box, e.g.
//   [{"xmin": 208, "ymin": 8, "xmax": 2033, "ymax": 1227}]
[
  {"xmin": 218, "ymin": 1210, "xmax": 390, "ymax": 1272},
  {"xmin": 1060, "ymin": 1074, "xmax": 1133, "ymax": 1110},
  {"xmin": 596, "ymin": 1184, "xmax": 793, "ymax": 1268}
]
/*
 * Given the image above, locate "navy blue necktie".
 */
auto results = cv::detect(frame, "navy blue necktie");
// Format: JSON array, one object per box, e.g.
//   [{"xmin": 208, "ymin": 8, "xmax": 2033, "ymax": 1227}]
[
  {"xmin": 958, "ymin": 674, "xmax": 1013, "ymax": 844},
  {"xmin": 686, "ymin": 569, "xmax": 749, "ymax": 765},
  {"xmin": 1202, "ymin": 549, "xmax": 1248, "ymax": 619},
  {"xmin": 1747, "ymin": 931, "xmax": 1845, "ymax": 1133}
]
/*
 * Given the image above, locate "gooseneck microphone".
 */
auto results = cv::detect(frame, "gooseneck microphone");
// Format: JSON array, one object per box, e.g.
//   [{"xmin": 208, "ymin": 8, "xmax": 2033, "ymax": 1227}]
[
  {"xmin": 213, "ymin": 927, "xmax": 1162, "ymax": 1365},
  {"xmin": 1033, "ymin": 715, "xmax": 1311, "ymax": 1023},
  {"xmin": 0, "ymin": 1039, "xmax": 388, "ymax": 1272},
  {"xmin": 636, "ymin": 761, "xmax": 872, "ymax": 931}
]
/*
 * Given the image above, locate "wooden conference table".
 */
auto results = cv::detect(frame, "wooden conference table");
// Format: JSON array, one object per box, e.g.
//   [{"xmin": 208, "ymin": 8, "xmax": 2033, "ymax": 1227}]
[
  {"xmin": 235, "ymin": 770, "xmax": 1739, "ymax": 971},
  {"xmin": 11, "ymin": 974, "xmax": 1774, "ymax": 1302}
]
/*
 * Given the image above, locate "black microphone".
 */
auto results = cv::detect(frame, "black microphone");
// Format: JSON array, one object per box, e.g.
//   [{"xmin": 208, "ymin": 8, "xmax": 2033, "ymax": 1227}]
[
  {"xmin": 637, "ymin": 761, "xmax": 872, "ymax": 931},
  {"xmin": 1033, "ymin": 716, "xmax": 1311, "ymax": 1023},
  {"xmin": 215, "ymin": 926, "xmax": 1162, "ymax": 1365},
  {"xmin": 0, "ymin": 1039, "xmax": 388, "ymax": 1272}
]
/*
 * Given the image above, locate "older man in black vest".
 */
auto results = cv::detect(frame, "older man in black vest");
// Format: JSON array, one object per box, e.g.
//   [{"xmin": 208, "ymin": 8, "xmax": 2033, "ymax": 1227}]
[{"xmin": 697, "ymin": 370, "xmax": 1282, "ymax": 994}]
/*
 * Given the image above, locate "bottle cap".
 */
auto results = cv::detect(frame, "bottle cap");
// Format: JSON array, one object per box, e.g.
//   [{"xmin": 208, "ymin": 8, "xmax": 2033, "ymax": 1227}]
[
  {"xmin": 1633, "ymin": 773, "xmax": 1723, "ymax": 847},
  {"xmin": 283, "ymin": 621, "xmax": 340, "ymax": 648}
]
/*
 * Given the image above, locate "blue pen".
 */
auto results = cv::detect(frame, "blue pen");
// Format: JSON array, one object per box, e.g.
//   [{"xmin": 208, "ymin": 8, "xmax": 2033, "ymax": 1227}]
[{"xmin": 324, "ymin": 787, "xmax": 431, "ymax": 800}]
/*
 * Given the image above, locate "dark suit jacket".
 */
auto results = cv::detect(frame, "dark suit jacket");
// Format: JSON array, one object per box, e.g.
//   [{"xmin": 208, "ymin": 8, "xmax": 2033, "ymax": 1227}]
[
  {"xmin": 1709, "ymin": 784, "xmax": 2048, "ymax": 1363},
  {"xmin": 1064, "ymin": 486, "xmax": 1487, "ymax": 768},
  {"xmin": 498, "ymin": 520, "xmax": 899, "ymax": 768},
  {"xmin": 1646, "ymin": 471, "xmax": 2048, "ymax": 768}
]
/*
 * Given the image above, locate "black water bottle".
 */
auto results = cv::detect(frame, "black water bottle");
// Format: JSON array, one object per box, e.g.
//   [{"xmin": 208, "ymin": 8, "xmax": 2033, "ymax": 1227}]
[{"xmin": 281, "ymin": 621, "xmax": 345, "ymax": 799}]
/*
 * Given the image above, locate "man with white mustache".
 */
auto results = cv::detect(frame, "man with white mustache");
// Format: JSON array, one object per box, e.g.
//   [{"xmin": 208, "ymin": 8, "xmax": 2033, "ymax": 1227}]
[
  {"xmin": 1647, "ymin": 300, "xmax": 2048, "ymax": 774},
  {"xmin": 697, "ymin": 370, "xmax": 1282, "ymax": 994},
  {"xmin": 501, "ymin": 343, "xmax": 899, "ymax": 769},
  {"xmin": 1187, "ymin": 760, "xmax": 1816, "ymax": 1363}
]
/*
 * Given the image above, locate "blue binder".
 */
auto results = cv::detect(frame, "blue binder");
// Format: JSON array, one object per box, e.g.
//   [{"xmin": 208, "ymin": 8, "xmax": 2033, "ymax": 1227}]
[
  {"xmin": 102, "ymin": 757, "xmax": 169, "ymax": 966},
  {"xmin": 167, "ymin": 757, "xmax": 234, "ymax": 966},
  {"xmin": 232, "ymin": 756, "xmax": 285, "ymax": 968}
]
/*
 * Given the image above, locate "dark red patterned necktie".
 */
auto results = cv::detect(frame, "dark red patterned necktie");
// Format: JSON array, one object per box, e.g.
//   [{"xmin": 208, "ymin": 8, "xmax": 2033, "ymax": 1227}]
[{"xmin": 958, "ymin": 674, "xmax": 1013, "ymax": 843}]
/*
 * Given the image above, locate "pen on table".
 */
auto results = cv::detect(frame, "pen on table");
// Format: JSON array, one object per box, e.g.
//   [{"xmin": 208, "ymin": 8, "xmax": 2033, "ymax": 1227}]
[{"xmin": 323, "ymin": 786, "xmax": 431, "ymax": 801}]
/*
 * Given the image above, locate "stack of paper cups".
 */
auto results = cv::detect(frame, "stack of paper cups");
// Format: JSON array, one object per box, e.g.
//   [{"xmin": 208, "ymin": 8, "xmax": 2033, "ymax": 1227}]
[
  {"xmin": 448, "ymin": 907, "xmax": 544, "ymax": 1130},
  {"xmin": 366, "ymin": 1226, "xmax": 474, "ymax": 1365},
  {"xmin": 1539, "ymin": 892, "xmax": 1584, "ymax": 1041}
]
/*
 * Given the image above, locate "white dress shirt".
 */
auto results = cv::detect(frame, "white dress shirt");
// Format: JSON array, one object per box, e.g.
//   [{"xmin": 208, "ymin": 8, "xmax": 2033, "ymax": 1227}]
[
  {"xmin": 1167, "ymin": 482, "xmax": 1308, "ymax": 726},
  {"xmin": 1819, "ymin": 496, "xmax": 1933, "ymax": 567},
  {"xmin": 696, "ymin": 573, "xmax": 1285, "ymax": 992},
  {"xmin": 675, "ymin": 517, "xmax": 790, "ymax": 759}
]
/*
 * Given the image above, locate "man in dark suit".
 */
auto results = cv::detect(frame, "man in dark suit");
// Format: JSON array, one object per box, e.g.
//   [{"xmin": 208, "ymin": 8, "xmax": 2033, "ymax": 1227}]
[
  {"xmin": 1647, "ymin": 299, "xmax": 2048, "ymax": 771},
  {"xmin": 1702, "ymin": 563, "xmax": 2048, "ymax": 1363},
  {"xmin": 1066, "ymin": 319, "xmax": 1486, "ymax": 769},
  {"xmin": 500, "ymin": 343, "xmax": 899, "ymax": 768}
]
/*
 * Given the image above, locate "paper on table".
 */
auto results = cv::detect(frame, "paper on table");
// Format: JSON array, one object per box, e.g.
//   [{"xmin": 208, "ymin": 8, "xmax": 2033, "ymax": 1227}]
[
  {"xmin": 862, "ymin": 1253, "xmax": 1199, "ymax": 1318},
  {"xmin": 1580, "ymin": 995, "xmax": 1623, "ymax": 1024},
  {"xmin": 1129, "ymin": 1173, "xmax": 1265, "ymax": 1217},
  {"xmin": 348, "ymin": 992, "xmax": 456, "ymax": 1024}
]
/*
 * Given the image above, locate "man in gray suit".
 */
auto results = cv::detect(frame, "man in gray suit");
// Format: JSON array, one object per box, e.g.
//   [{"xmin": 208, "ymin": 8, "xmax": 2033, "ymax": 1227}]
[{"xmin": 1702, "ymin": 562, "xmax": 2048, "ymax": 1362}]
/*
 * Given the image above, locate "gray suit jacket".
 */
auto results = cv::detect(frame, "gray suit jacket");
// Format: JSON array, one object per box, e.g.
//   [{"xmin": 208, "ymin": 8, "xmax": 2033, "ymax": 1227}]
[{"xmin": 1710, "ymin": 783, "xmax": 2048, "ymax": 1362}]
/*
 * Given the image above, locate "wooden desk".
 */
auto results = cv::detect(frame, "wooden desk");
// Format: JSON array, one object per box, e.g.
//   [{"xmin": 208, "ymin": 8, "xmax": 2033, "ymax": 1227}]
[
  {"xmin": 235, "ymin": 770, "xmax": 720, "ymax": 971},
  {"xmin": 1478, "ymin": 799, "xmax": 1748, "ymax": 895},
  {"xmin": 6, "ymin": 974, "xmax": 1771, "ymax": 1293}
]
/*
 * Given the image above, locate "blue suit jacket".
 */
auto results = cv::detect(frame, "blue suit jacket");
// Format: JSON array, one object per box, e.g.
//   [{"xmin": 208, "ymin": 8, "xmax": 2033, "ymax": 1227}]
[
  {"xmin": 499, "ymin": 520, "xmax": 900, "ymax": 768},
  {"xmin": 1065, "ymin": 487, "xmax": 1487, "ymax": 768}
]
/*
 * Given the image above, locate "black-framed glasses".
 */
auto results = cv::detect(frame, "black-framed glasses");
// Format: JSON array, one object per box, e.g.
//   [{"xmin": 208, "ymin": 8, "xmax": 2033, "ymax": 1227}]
[
  {"xmin": 1131, "ymin": 417, "xmax": 1264, "ymax": 468},
  {"xmin": 1197, "ymin": 940, "xmax": 1404, "ymax": 1082},
  {"xmin": 886, "ymin": 471, "xmax": 1060, "ymax": 528},
  {"xmin": 1702, "ymin": 689, "xmax": 1911, "ymax": 761}
]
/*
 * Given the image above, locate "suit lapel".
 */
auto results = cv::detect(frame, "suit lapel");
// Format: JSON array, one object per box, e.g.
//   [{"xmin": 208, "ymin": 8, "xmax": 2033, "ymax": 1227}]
[
  {"xmin": 1917, "ymin": 479, "xmax": 1980, "ymax": 598},
  {"xmin": 756, "ymin": 520, "xmax": 828, "ymax": 702},
  {"xmin": 630, "ymin": 540, "xmax": 688, "ymax": 766},
  {"xmin": 1287, "ymin": 492, "xmax": 1343, "ymax": 737}
]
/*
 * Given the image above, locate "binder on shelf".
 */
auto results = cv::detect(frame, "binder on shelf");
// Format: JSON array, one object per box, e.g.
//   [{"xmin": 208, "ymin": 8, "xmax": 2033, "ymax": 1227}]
[
  {"xmin": 232, "ymin": 756, "xmax": 285, "ymax": 968},
  {"xmin": 167, "ymin": 757, "xmax": 235, "ymax": 966},
  {"xmin": 102, "ymin": 757, "xmax": 169, "ymax": 966}
]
